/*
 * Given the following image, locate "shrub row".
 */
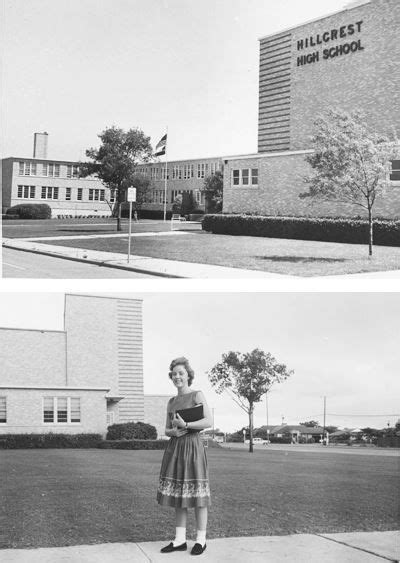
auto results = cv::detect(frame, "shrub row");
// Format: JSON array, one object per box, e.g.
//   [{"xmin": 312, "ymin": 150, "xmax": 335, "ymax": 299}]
[
  {"xmin": 121, "ymin": 208, "xmax": 173, "ymax": 220},
  {"xmin": 0, "ymin": 433, "xmax": 102, "ymax": 449},
  {"xmin": 99, "ymin": 439, "xmax": 168, "ymax": 450},
  {"xmin": 6, "ymin": 204, "xmax": 52, "ymax": 220},
  {"xmin": 106, "ymin": 421, "xmax": 157, "ymax": 441},
  {"xmin": 202, "ymin": 214, "xmax": 400, "ymax": 247}
]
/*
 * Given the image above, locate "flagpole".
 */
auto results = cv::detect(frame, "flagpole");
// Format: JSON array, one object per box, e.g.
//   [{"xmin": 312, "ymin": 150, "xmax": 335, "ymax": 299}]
[{"xmin": 163, "ymin": 126, "xmax": 168, "ymax": 222}]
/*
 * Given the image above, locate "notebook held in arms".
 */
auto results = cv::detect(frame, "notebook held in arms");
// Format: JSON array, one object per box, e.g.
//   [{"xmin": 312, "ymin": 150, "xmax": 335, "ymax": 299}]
[{"xmin": 176, "ymin": 404, "xmax": 204, "ymax": 426}]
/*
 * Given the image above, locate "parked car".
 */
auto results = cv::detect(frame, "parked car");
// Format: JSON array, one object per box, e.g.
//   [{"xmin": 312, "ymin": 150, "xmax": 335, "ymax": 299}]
[{"xmin": 245, "ymin": 437, "xmax": 268, "ymax": 444}]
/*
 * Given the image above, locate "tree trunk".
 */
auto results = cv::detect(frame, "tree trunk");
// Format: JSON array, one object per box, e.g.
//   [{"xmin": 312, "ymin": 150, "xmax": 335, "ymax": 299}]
[
  {"xmin": 248, "ymin": 407, "xmax": 254, "ymax": 453},
  {"xmin": 367, "ymin": 204, "xmax": 373, "ymax": 258},
  {"xmin": 116, "ymin": 187, "xmax": 123, "ymax": 232}
]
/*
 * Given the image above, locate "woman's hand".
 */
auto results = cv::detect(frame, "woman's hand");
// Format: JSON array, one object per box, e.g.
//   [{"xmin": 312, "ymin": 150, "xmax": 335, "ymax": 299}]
[
  {"xmin": 169, "ymin": 427, "xmax": 188, "ymax": 438},
  {"xmin": 172, "ymin": 413, "xmax": 187, "ymax": 429}
]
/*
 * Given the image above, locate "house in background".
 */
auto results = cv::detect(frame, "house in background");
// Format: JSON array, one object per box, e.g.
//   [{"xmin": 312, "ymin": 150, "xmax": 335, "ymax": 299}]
[
  {"xmin": 270, "ymin": 424, "xmax": 325, "ymax": 443},
  {"xmin": 0, "ymin": 294, "xmax": 144, "ymax": 437}
]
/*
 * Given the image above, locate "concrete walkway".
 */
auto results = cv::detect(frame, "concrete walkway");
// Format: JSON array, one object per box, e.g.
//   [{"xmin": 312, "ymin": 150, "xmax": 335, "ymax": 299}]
[
  {"xmin": 2, "ymin": 531, "xmax": 399, "ymax": 562},
  {"xmin": 2, "ymin": 238, "xmax": 284, "ymax": 278}
]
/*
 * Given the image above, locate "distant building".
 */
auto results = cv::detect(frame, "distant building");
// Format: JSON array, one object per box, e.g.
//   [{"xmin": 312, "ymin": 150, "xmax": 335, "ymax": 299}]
[
  {"xmin": 270, "ymin": 424, "xmax": 325, "ymax": 442},
  {"xmin": 0, "ymin": 295, "xmax": 144, "ymax": 437}
]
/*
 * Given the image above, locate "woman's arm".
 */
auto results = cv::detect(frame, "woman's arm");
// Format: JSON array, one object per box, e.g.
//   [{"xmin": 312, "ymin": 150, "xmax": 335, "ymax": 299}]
[{"xmin": 164, "ymin": 401, "xmax": 188, "ymax": 437}]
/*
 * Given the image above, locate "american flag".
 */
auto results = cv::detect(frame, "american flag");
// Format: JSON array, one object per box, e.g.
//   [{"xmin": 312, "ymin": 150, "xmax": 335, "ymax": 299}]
[{"xmin": 154, "ymin": 134, "xmax": 167, "ymax": 156}]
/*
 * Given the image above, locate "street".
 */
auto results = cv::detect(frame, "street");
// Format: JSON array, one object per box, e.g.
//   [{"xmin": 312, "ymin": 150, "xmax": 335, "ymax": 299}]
[{"xmin": 2, "ymin": 247, "xmax": 157, "ymax": 278}]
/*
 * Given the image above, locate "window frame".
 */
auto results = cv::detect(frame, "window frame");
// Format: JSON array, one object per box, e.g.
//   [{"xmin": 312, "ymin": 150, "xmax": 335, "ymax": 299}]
[
  {"xmin": 390, "ymin": 160, "xmax": 400, "ymax": 183},
  {"xmin": 0, "ymin": 397, "xmax": 7, "ymax": 423},
  {"xmin": 43, "ymin": 396, "xmax": 81, "ymax": 424},
  {"xmin": 231, "ymin": 167, "xmax": 259, "ymax": 188}
]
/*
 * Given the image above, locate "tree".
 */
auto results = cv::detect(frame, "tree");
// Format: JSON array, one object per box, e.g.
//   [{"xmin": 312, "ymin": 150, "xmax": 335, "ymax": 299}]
[
  {"xmin": 299, "ymin": 420, "xmax": 320, "ymax": 428},
  {"xmin": 208, "ymin": 349, "xmax": 293, "ymax": 453},
  {"xmin": 300, "ymin": 109, "xmax": 398, "ymax": 256},
  {"xmin": 202, "ymin": 170, "xmax": 223, "ymax": 213},
  {"xmin": 325, "ymin": 425, "xmax": 338, "ymax": 435},
  {"xmin": 80, "ymin": 126, "xmax": 153, "ymax": 231},
  {"xmin": 172, "ymin": 194, "xmax": 183, "ymax": 214}
]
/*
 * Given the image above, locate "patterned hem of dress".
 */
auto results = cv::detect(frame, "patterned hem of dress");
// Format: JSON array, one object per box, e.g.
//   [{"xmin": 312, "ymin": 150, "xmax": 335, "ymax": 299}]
[
  {"xmin": 158, "ymin": 477, "xmax": 210, "ymax": 499},
  {"xmin": 157, "ymin": 492, "xmax": 211, "ymax": 508}
]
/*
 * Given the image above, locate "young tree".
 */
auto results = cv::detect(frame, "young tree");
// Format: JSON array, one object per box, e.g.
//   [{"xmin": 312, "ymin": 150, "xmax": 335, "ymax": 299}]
[
  {"xmin": 202, "ymin": 170, "xmax": 223, "ymax": 213},
  {"xmin": 300, "ymin": 109, "xmax": 398, "ymax": 256},
  {"xmin": 80, "ymin": 126, "xmax": 153, "ymax": 231},
  {"xmin": 172, "ymin": 194, "xmax": 183, "ymax": 214},
  {"xmin": 208, "ymin": 349, "xmax": 293, "ymax": 453}
]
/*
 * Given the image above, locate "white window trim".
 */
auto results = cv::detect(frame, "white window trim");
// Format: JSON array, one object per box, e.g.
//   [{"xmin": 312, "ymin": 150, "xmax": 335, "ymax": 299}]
[
  {"xmin": 0, "ymin": 396, "xmax": 7, "ymax": 424},
  {"xmin": 42, "ymin": 396, "xmax": 81, "ymax": 425},
  {"xmin": 231, "ymin": 168, "xmax": 259, "ymax": 188}
]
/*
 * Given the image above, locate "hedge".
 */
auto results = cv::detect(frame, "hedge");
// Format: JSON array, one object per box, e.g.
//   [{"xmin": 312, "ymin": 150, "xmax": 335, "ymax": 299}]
[
  {"xmin": 6, "ymin": 203, "xmax": 52, "ymax": 220},
  {"xmin": 121, "ymin": 208, "xmax": 173, "ymax": 220},
  {"xmin": 106, "ymin": 421, "xmax": 157, "ymax": 441},
  {"xmin": 0, "ymin": 433, "xmax": 102, "ymax": 449},
  {"xmin": 202, "ymin": 214, "xmax": 400, "ymax": 247},
  {"xmin": 99, "ymin": 439, "xmax": 168, "ymax": 450}
]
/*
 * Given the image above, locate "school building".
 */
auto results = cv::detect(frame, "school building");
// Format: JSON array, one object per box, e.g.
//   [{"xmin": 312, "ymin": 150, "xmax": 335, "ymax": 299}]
[
  {"xmin": 0, "ymin": 294, "xmax": 145, "ymax": 437},
  {"xmin": 223, "ymin": 0, "xmax": 400, "ymax": 218}
]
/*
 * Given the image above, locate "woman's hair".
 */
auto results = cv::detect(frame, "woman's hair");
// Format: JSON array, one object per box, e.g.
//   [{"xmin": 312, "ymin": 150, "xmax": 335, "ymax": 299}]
[{"xmin": 169, "ymin": 357, "xmax": 195, "ymax": 386}]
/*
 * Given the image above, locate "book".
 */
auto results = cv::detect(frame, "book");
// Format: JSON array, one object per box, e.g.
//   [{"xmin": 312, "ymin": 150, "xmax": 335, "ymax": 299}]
[{"xmin": 176, "ymin": 404, "xmax": 204, "ymax": 423}]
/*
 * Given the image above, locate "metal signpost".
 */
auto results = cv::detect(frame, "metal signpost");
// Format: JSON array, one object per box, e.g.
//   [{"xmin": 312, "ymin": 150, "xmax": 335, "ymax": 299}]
[{"xmin": 126, "ymin": 187, "xmax": 137, "ymax": 263}]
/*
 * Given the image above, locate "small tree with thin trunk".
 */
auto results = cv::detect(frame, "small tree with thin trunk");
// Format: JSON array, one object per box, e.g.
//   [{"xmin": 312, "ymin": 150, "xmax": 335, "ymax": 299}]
[
  {"xmin": 79, "ymin": 126, "xmax": 153, "ymax": 231},
  {"xmin": 300, "ymin": 109, "xmax": 398, "ymax": 256},
  {"xmin": 208, "ymin": 349, "xmax": 293, "ymax": 453},
  {"xmin": 202, "ymin": 170, "xmax": 223, "ymax": 213}
]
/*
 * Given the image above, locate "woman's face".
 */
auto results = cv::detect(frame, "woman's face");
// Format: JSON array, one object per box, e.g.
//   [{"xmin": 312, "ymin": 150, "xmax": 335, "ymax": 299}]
[{"xmin": 171, "ymin": 364, "xmax": 189, "ymax": 389}]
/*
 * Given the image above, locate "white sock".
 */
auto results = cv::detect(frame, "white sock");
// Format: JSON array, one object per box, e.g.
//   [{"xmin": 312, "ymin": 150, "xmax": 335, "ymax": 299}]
[
  {"xmin": 173, "ymin": 526, "xmax": 186, "ymax": 546},
  {"xmin": 196, "ymin": 530, "xmax": 206, "ymax": 547}
]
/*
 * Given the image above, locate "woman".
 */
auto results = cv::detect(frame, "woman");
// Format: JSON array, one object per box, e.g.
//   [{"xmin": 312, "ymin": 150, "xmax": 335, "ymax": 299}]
[{"xmin": 157, "ymin": 357, "xmax": 212, "ymax": 556}]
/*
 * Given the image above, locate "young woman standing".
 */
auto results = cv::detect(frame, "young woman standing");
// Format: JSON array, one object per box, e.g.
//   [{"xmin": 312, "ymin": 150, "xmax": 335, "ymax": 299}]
[{"xmin": 157, "ymin": 357, "xmax": 212, "ymax": 556}]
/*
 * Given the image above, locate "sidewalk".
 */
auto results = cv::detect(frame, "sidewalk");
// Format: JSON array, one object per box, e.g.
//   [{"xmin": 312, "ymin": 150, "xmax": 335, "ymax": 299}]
[
  {"xmin": 2, "ymin": 531, "xmax": 399, "ymax": 562},
  {"xmin": 2, "ymin": 238, "xmax": 284, "ymax": 278}
]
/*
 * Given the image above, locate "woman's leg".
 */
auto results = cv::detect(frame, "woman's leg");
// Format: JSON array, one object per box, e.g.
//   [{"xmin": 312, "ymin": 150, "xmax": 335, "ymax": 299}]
[
  {"xmin": 173, "ymin": 507, "xmax": 188, "ymax": 545},
  {"xmin": 194, "ymin": 506, "xmax": 208, "ymax": 546}
]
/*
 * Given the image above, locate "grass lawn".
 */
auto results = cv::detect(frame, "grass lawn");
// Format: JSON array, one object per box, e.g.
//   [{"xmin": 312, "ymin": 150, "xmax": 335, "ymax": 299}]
[
  {"xmin": 30, "ymin": 231, "xmax": 400, "ymax": 276},
  {"xmin": 0, "ymin": 448, "xmax": 398, "ymax": 549}
]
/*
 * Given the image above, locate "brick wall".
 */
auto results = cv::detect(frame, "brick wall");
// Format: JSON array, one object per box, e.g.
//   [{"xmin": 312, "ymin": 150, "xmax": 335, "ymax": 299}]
[
  {"xmin": 223, "ymin": 152, "xmax": 400, "ymax": 218},
  {"xmin": 144, "ymin": 394, "xmax": 171, "ymax": 439}
]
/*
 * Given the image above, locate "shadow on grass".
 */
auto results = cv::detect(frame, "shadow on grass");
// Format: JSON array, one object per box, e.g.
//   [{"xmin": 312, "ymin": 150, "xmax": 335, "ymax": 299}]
[{"xmin": 256, "ymin": 255, "xmax": 347, "ymax": 263}]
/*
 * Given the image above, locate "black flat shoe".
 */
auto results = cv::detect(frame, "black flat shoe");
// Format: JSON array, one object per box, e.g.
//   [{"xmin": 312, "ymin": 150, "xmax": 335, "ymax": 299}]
[
  {"xmin": 161, "ymin": 542, "xmax": 187, "ymax": 553},
  {"xmin": 191, "ymin": 543, "xmax": 207, "ymax": 555}
]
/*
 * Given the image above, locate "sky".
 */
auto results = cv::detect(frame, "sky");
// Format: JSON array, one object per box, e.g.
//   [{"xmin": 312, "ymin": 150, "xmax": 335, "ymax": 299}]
[
  {"xmin": 0, "ymin": 290, "xmax": 399, "ymax": 433},
  {"xmin": 1, "ymin": 0, "xmax": 350, "ymax": 162}
]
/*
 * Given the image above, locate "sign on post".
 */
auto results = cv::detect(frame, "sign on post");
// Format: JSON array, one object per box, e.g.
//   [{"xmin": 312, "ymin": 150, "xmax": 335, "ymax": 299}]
[{"xmin": 127, "ymin": 187, "xmax": 137, "ymax": 263}]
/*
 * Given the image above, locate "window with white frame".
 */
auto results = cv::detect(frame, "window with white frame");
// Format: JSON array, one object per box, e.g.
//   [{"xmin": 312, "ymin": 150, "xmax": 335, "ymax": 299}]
[
  {"xmin": 43, "ymin": 163, "xmax": 60, "ymax": 177},
  {"xmin": 41, "ymin": 186, "xmax": 59, "ymax": 199},
  {"xmin": 65, "ymin": 187, "xmax": 72, "ymax": 201},
  {"xmin": 89, "ymin": 189, "xmax": 105, "ymax": 201},
  {"xmin": 184, "ymin": 164, "xmax": 194, "ymax": 179},
  {"xmin": 66, "ymin": 164, "xmax": 79, "ymax": 178},
  {"xmin": 17, "ymin": 185, "xmax": 36, "ymax": 199},
  {"xmin": 0, "ymin": 397, "xmax": 6, "ymax": 423},
  {"xmin": 161, "ymin": 167, "xmax": 169, "ymax": 180},
  {"xmin": 109, "ymin": 189, "xmax": 115, "ymax": 203},
  {"xmin": 197, "ymin": 163, "xmax": 209, "ymax": 179},
  {"xmin": 106, "ymin": 412, "xmax": 114, "ymax": 426},
  {"xmin": 77, "ymin": 188, "xmax": 83, "ymax": 201},
  {"xmin": 19, "ymin": 162, "xmax": 37, "ymax": 176},
  {"xmin": 209, "ymin": 162, "xmax": 220, "ymax": 175},
  {"xmin": 231, "ymin": 168, "xmax": 259, "ymax": 187},
  {"xmin": 390, "ymin": 160, "xmax": 400, "ymax": 182},
  {"xmin": 43, "ymin": 397, "xmax": 81, "ymax": 423},
  {"xmin": 195, "ymin": 190, "xmax": 203, "ymax": 204}
]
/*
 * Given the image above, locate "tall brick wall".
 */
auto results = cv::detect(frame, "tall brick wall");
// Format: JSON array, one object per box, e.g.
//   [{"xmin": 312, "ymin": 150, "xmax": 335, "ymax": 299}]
[{"xmin": 258, "ymin": 0, "xmax": 400, "ymax": 152}]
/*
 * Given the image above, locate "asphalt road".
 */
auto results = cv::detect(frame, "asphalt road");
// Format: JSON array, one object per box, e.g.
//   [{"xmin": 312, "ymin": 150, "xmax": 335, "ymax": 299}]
[{"xmin": 2, "ymin": 247, "xmax": 156, "ymax": 278}]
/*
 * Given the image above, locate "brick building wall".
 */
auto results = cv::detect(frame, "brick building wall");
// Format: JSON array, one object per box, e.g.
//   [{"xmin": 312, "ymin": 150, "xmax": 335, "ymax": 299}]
[
  {"xmin": 258, "ymin": 0, "xmax": 400, "ymax": 153},
  {"xmin": 144, "ymin": 394, "xmax": 171, "ymax": 439},
  {"xmin": 223, "ymin": 151, "xmax": 400, "ymax": 218}
]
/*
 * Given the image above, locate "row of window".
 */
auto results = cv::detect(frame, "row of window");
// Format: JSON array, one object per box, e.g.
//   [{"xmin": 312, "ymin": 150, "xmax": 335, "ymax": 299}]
[
  {"xmin": 232, "ymin": 168, "xmax": 259, "ymax": 187},
  {"xmin": 147, "ymin": 189, "xmax": 204, "ymax": 205},
  {"xmin": 137, "ymin": 162, "xmax": 221, "ymax": 181},
  {"xmin": 0, "ymin": 396, "xmax": 81, "ymax": 424},
  {"xmin": 17, "ymin": 185, "xmax": 108, "ymax": 202},
  {"xmin": 19, "ymin": 162, "xmax": 80, "ymax": 178}
]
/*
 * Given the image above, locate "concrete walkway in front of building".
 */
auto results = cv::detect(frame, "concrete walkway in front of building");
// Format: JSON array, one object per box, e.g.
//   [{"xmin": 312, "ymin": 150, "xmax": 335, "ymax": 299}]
[
  {"xmin": 2, "ymin": 531, "xmax": 399, "ymax": 562},
  {"xmin": 2, "ymin": 238, "xmax": 284, "ymax": 278}
]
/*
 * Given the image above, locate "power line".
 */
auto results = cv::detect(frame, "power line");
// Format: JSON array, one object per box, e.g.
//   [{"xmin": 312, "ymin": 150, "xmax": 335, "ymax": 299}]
[{"xmin": 300, "ymin": 413, "xmax": 400, "ymax": 418}]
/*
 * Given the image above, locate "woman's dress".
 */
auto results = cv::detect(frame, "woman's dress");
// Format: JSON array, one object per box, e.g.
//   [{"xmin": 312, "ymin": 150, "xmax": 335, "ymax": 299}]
[{"xmin": 157, "ymin": 390, "xmax": 211, "ymax": 508}]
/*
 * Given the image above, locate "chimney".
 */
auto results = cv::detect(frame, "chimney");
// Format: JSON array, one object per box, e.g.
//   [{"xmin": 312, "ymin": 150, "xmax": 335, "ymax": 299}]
[{"xmin": 33, "ymin": 132, "xmax": 48, "ymax": 159}]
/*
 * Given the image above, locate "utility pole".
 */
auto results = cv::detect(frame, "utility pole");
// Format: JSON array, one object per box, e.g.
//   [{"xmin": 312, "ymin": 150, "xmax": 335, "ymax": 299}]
[
  {"xmin": 212, "ymin": 408, "xmax": 215, "ymax": 439},
  {"xmin": 323, "ymin": 396, "xmax": 326, "ymax": 445},
  {"xmin": 266, "ymin": 393, "xmax": 270, "ymax": 444}
]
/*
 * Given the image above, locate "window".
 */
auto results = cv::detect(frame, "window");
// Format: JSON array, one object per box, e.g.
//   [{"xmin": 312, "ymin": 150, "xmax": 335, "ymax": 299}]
[
  {"xmin": 89, "ymin": 189, "xmax": 104, "ymax": 201},
  {"xmin": 65, "ymin": 188, "xmax": 71, "ymax": 201},
  {"xmin": 197, "ymin": 163, "xmax": 209, "ymax": 179},
  {"xmin": 17, "ymin": 185, "xmax": 35, "ymax": 199},
  {"xmin": 184, "ymin": 164, "xmax": 194, "ymax": 179},
  {"xmin": 43, "ymin": 163, "xmax": 60, "ymax": 177},
  {"xmin": 390, "ymin": 160, "xmax": 400, "ymax": 182},
  {"xmin": 43, "ymin": 397, "xmax": 81, "ymax": 424},
  {"xmin": 195, "ymin": 190, "xmax": 202, "ymax": 204},
  {"xmin": 109, "ymin": 189, "xmax": 115, "ymax": 203},
  {"xmin": 161, "ymin": 167, "xmax": 169, "ymax": 180},
  {"xmin": 231, "ymin": 168, "xmax": 259, "ymax": 187},
  {"xmin": 66, "ymin": 164, "xmax": 79, "ymax": 178},
  {"xmin": 19, "ymin": 162, "xmax": 37, "ymax": 176},
  {"xmin": 77, "ymin": 188, "xmax": 83, "ymax": 201},
  {"xmin": 106, "ymin": 412, "xmax": 114, "ymax": 426},
  {"xmin": 41, "ymin": 186, "xmax": 59, "ymax": 199},
  {"xmin": 0, "ymin": 397, "xmax": 6, "ymax": 423},
  {"xmin": 210, "ymin": 162, "xmax": 220, "ymax": 175}
]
